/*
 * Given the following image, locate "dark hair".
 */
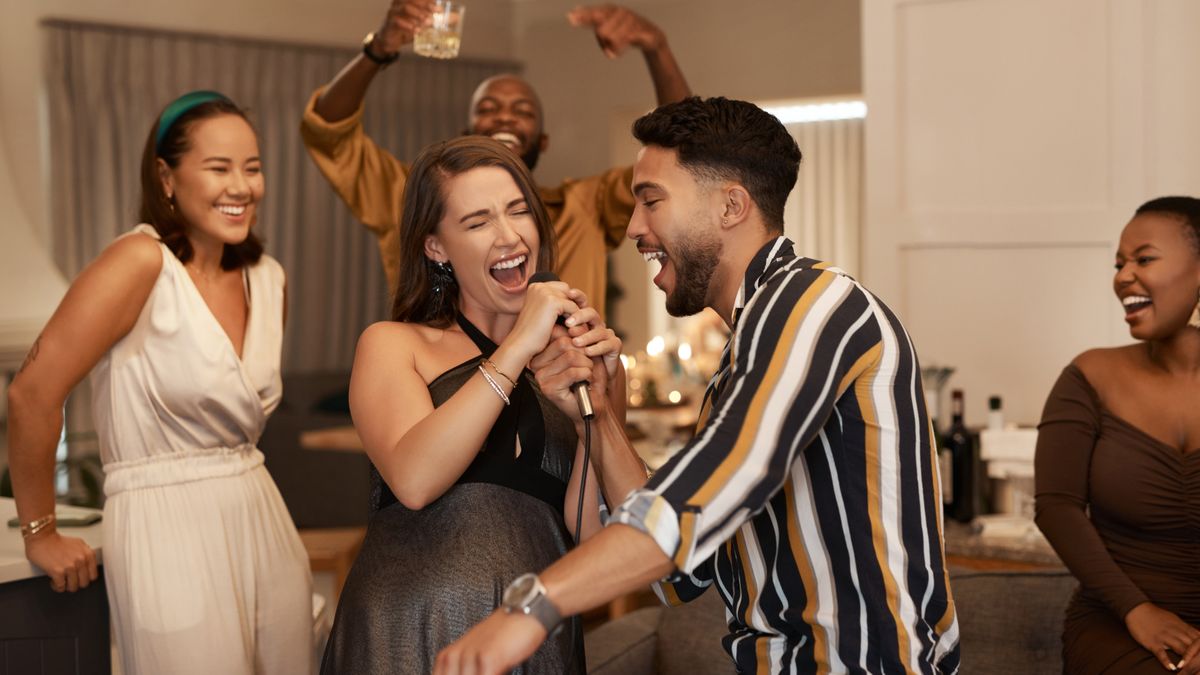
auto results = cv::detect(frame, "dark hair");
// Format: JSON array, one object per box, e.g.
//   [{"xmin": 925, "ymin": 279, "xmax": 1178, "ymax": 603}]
[
  {"xmin": 391, "ymin": 136, "xmax": 556, "ymax": 327},
  {"xmin": 138, "ymin": 98, "xmax": 263, "ymax": 269},
  {"xmin": 632, "ymin": 96, "xmax": 801, "ymax": 232},
  {"xmin": 1135, "ymin": 196, "xmax": 1200, "ymax": 254}
]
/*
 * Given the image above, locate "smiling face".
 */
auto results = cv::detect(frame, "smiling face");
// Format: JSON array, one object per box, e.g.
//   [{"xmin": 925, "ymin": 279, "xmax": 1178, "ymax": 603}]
[
  {"xmin": 425, "ymin": 166, "xmax": 538, "ymax": 316},
  {"xmin": 628, "ymin": 145, "xmax": 725, "ymax": 317},
  {"xmin": 158, "ymin": 114, "xmax": 263, "ymax": 251},
  {"xmin": 1114, "ymin": 212, "xmax": 1200, "ymax": 340},
  {"xmin": 468, "ymin": 76, "xmax": 547, "ymax": 170}
]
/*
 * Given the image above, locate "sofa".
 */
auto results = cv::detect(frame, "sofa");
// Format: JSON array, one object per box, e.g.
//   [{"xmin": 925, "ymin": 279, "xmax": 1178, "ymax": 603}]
[{"xmin": 585, "ymin": 569, "xmax": 1077, "ymax": 675}]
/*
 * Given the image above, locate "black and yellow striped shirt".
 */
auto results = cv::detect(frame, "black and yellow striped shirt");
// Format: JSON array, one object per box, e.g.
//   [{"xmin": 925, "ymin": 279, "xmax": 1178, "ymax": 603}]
[{"xmin": 612, "ymin": 238, "xmax": 960, "ymax": 674}]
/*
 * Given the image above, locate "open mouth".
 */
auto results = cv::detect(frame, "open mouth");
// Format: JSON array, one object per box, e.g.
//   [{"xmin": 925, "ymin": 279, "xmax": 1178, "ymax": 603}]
[
  {"xmin": 490, "ymin": 132, "xmax": 522, "ymax": 151},
  {"xmin": 216, "ymin": 204, "xmax": 247, "ymax": 217},
  {"xmin": 1121, "ymin": 294, "xmax": 1152, "ymax": 317},
  {"xmin": 489, "ymin": 253, "xmax": 528, "ymax": 290},
  {"xmin": 640, "ymin": 247, "xmax": 669, "ymax": 288}
]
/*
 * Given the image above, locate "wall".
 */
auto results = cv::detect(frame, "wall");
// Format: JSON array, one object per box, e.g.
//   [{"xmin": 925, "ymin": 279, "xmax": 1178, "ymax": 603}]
[{"xmin": 863, "ymin": 0, "xmax": 1200, "ymax": 425}]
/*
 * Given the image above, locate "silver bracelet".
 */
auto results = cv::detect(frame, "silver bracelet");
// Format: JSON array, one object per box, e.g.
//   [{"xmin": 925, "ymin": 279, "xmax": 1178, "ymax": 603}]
[{"xmin": 478, "ymin": 365, "xmax": 510, "ymax": 405}]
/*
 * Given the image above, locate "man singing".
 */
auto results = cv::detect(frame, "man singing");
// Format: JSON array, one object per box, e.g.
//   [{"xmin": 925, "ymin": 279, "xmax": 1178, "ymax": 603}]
[{"xmin": 436, "ymin": 96, "xmax": 961, "ymax": 674}]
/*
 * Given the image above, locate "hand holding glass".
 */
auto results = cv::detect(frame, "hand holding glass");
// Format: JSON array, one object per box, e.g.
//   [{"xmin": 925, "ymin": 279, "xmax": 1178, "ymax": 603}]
[{"xmin": 414, "ymin": 1, "xmax": 465, "ymax": 59}]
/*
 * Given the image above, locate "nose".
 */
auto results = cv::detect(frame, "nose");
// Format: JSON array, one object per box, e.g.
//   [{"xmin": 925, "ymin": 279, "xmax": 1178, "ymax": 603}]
[
  {"xmin": 626, "ymin": 207, "xmax": 647, "ymax": 241},
  {"xmin": 1113, "ymin": 261, "xmax": 1135, "ymax": 290},
  {"xmin": 227, "ymin": 169, "xmax": 251, "ymax": 198},
  {"xmin": 495, "ymin": 215, "xmax": 523, "ymax": 247}
]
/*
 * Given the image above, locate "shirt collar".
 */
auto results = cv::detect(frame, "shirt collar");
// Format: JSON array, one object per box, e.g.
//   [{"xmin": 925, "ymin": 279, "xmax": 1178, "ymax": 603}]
[{"xmin": 731, "ymin": 236, "xmax": 796, "ymax": 326}]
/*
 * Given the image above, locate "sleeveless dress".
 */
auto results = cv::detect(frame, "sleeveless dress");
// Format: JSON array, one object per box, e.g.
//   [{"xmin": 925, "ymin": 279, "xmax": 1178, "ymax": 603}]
[
  {"xmin": 319, "ymin": 315, "xmax": 585, "ymax": 675},
  {"xmin": 93, "ymin": 225, "xmax": 313, "ymax": 674}
]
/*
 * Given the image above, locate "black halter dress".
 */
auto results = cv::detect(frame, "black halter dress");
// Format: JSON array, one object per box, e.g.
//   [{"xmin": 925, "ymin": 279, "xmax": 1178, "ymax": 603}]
[{"xmin": 319, "ymin": 315, "xmax": 583, "ymax": 674}]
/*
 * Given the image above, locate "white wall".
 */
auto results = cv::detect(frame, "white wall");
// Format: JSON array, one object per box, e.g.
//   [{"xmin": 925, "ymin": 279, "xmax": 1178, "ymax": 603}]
[{"xmin": 863, "ymin": 0, "xmax": 1200, "ymax": 426}]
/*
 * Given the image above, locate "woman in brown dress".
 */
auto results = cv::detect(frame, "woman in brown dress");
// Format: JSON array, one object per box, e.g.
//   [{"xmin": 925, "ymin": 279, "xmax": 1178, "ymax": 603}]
[{"xmin": 1035, "ymin": 196, "xmax": 1200, "ymax": 674}]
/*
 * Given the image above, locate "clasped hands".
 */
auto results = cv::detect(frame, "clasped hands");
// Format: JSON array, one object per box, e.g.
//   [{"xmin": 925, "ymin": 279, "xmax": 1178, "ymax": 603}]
[{"xmin": 1125, "ymin": 602, "xmax": 1200, "ymax": 673}]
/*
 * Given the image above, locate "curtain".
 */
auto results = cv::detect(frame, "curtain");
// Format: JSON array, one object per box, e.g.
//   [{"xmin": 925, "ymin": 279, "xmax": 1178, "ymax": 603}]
[
  {"xmin": 43, "ymin": 20, "xmax": 515, "ymax": 373},
  {"xmin": 783, "ymin": 117, "xmax": 863, "ymax": 277}
]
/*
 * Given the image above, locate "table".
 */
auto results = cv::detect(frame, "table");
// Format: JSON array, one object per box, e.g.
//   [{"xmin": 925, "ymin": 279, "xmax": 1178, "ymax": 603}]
[{"xmin": 0, "ymin": 497, "xmax": 110, "ymax": 675}]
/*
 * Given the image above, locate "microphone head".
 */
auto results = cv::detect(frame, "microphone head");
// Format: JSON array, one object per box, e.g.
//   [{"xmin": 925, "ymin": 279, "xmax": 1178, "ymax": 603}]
[{"xmin": 528, "ymin": 271, "xmax": 560, "ymax": 285}]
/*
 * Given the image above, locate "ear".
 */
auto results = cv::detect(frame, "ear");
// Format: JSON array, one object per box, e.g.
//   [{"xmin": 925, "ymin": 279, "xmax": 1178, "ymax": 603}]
[
  {"xmin": 156, "ymin": 158, "xmax": 175, "ymax": 199},
  {"xmin": 424, "ymin": 234, "xmax": 448, "ymax": 263},
  {"xmin": 537, "ymin": 132, "xmax": 549, "ymax": 155},
  {"xmin": 720, "ymin": 185, "xmax": 752, "ymax": 230}
]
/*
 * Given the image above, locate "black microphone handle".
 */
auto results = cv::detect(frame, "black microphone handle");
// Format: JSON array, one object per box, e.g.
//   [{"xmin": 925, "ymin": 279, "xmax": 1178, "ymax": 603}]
[{"xmin": 529, "ymin": 271, "xmax": 595, "ymax": 419}]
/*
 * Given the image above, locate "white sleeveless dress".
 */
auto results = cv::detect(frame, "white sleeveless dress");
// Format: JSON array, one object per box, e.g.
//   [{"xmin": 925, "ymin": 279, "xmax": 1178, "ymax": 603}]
[{"xmin": 92, "ymin": 225, "xmax": 312, "ymax": 674}]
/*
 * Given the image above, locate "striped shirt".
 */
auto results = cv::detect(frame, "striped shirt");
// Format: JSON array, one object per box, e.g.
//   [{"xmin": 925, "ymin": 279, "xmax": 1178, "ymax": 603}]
[{"xmin": 612, "ymin": 237, "xmax": 960, "ymax": 674}]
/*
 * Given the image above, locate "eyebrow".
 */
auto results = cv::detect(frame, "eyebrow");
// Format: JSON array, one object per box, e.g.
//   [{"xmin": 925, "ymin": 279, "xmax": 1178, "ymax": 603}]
[
  {"xmin": 458, "ymin": 198, "xmax": 528, "ymax": 224},
  {"xmin": 632, "ymin": 181, "xmax": 664, "ymax": 198},
  {"xmin": 201, "ymin": 156, "xmax": 261, "ymax": 163},
  {"xmin": 1118, "ymin": 244, "xmax": 1159, "ymax": 256}
]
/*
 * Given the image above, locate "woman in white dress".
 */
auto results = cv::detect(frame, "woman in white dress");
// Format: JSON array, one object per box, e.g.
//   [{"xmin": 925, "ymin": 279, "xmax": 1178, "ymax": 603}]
[{"xmin": 7, "ymin": 91, "xmax": 312, "ymax": 674}]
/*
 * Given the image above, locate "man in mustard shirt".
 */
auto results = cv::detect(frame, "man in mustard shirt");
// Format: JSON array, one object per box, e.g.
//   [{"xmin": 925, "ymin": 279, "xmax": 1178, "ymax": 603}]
[{"xmin": 300, "ymin": 1, "xmax": 690, "ymax": 317}]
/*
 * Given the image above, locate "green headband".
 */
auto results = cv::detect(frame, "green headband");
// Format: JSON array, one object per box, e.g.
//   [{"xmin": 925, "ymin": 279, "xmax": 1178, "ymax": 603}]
[{"xmin": 154, "ymin": 90, "xmax": 232, "ymax": 155}]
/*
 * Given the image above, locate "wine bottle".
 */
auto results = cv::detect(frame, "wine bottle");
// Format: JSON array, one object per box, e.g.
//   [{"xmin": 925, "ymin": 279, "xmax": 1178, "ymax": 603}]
[{"xmin": 944, "ymin": 389, "xmax": 976, "ymax": 523}]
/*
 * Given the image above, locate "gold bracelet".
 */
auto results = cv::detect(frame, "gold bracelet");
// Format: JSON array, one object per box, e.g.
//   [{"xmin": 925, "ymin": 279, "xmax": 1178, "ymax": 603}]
[
  {"xmin": 478, "ymin": 365, "xmax": 511, "ymax": 406},
  {"xmin": 482, "ymin": 357, "xmax": 518, "ymax": 389},
  {"xmin": 20, "ymin": 513, "xmax": 56, "ymax": 539}
]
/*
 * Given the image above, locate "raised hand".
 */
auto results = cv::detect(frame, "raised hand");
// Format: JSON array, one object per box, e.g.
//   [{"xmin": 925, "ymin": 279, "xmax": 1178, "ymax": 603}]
[
  {"xmin": 25, "ymin": 531, "xmax": 99, "ymax": 593},
  {"xmin": 1124, "ymin": 602, "xmax": 1200, "ymax": 672},
  {"xmin": 504, "ymin": 280, "xmax": 583, "ymax": 363},
  {"xmin": 373, "ymin": 0, "xmax": 437, "ymax": 56},
  {"xmin": 567, "ymin": 4, "xmax": 667, "ymax": 59}
]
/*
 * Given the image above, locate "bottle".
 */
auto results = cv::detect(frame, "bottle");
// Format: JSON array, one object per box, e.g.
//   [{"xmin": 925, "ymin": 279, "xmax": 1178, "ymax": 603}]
[
  {"xmin": 987, "ymin": 395, "xmax": 1004, "ymax": 431},
  {"xmin": 944, "ymin": 389, "xmax": 976, "ymax": 523}
]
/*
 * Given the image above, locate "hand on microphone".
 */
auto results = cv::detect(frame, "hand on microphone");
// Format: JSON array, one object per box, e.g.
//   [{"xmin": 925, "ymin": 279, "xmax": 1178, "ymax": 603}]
[{"xmin": 527, "ymin": 288, "xmax": 622, "ymax": 423}]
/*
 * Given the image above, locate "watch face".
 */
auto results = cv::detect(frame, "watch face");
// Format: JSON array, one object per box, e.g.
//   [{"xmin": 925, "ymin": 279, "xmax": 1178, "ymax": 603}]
[{"xmin": 503, "ymin": 573, "xmax": 539, "ymax": 609}]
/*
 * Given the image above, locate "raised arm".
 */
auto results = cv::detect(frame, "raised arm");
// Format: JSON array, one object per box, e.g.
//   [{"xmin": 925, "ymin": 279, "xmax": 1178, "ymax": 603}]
[
  {"xmin": 7, "ymin": 233, "xmax": 162, "ymax": 592},
  {"xmin": 350, "ymin": 282, "xmax": 582, "ymax": 511},
  {"xmin": 567, "ymin": 4, "xmax": 691, "ymax": 105},
  {"xmin": 314, "ymin": 0, "xmax": 435, "ymax": 123}
]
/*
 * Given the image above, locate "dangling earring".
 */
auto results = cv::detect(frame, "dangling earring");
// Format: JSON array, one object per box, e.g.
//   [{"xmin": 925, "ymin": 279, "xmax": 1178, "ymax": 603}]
[
  {"xmin": 430, "ymin": 259, "xmax": 455, "ymax": 295},
  {"xmin": 1188, "ymin": 289, "xmax": 1200, "ymax": 329},
  {"xmin": 166, "ymin": 192, "xmax": 175, "ymax": 213}
]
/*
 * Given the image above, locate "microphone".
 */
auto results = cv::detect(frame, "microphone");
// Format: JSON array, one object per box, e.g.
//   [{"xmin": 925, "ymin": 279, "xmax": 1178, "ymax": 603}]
[{"xmin": 528, "ymin": 271, "xmax": 595, "ymax": 419}]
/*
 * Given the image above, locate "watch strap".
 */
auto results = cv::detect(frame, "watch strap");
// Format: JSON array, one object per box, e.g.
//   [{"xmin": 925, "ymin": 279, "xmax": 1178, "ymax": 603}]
[{"xmin": 362, "ymin": 32, "xmax": 399, "ymax": 66}]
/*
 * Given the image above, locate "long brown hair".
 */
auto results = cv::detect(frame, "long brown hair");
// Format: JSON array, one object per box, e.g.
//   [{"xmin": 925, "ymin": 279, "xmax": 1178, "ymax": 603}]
[
  {"xmin": 138, "ymin": 97, "xmax": 264, "ymax": 269},
  {"xmin": 390, "ymin": 136, "xmax": 556, "ymax": 326}
]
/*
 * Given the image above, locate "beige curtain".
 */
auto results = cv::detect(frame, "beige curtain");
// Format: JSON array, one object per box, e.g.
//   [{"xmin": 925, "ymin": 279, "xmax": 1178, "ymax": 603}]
[
  {"xmin": 44, "ymin": 20, "xmax": 515, "ymax": 372},
  {"xmin": 783, "ymin": 117, "xmax": 864, "ymax": 276}
]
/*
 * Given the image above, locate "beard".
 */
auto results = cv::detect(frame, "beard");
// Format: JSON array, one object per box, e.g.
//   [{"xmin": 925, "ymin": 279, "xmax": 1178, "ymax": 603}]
[
  {"xmin": 665, "ymin": 229, "xmax": 723, "ymax": 317},
  {"xmin": 520, "ymin": 143, "xmax": 542, "ymax": 172}
]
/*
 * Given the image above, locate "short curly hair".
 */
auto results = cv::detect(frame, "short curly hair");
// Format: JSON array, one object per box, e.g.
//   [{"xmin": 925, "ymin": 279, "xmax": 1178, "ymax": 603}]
[
  {"xmin": 1134, "ymin": 196, "xmax": 1200, "ymax": 255},
  {"xmin": 632, "ymin": 96, "xmax": 802, "ymax": 232}
]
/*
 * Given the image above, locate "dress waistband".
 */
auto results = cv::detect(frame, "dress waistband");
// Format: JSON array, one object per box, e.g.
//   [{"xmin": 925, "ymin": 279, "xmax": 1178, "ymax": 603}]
[{"xmin": 104, "ymin": 444, "xmax": 263, "ymax": 496}]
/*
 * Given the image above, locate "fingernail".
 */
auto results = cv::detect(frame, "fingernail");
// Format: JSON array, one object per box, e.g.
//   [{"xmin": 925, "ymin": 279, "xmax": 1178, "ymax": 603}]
[
  {"xmin": 565, "ymin": 317, "xmax": 576, "ymax": 326},
  {"xmin": 573, "ymin": 338, "xmax": 584, "ymax": 346}
]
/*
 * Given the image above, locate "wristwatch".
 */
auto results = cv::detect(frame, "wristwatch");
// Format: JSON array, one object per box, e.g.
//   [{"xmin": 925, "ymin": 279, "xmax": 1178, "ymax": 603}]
[
  {"xmin": 361, "ymin": 32, "xmax": 400, "ymax": 67},
  {"xmin": 502, "ymin": 573, "xmax": 562, "ymax": 633}
]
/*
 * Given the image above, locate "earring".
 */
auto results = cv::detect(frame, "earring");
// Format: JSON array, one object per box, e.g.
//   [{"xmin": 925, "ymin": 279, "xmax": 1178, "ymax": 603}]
[
  {"xmin": 430, "ymin": 260, "xmax": 455, "ymax": 295},
  {"xmin": 166, "ymin": 193, "xmax": 175, "ymax": 213},
  {"xmin": 1188, "ymin": 290, "xmax": 1200, "ymax": 329}
]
